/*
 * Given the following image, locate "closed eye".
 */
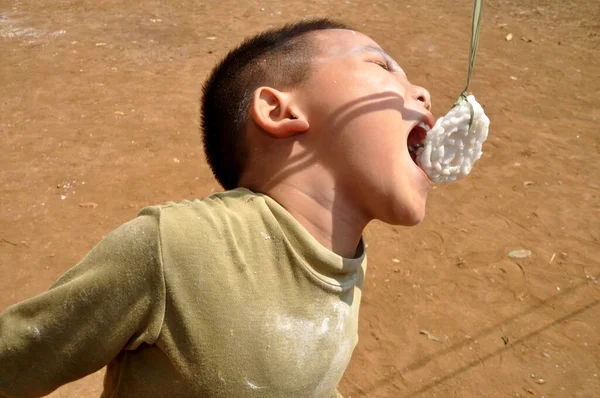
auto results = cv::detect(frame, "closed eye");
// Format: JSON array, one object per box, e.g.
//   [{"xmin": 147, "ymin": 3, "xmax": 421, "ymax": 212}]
[
  {"xmin": 356, "ymin": 45, "xmax": 406, "ymax": 76},
  {"xmin": 372, "ymin": 60, "xmax": 390, "ymax": 71}
]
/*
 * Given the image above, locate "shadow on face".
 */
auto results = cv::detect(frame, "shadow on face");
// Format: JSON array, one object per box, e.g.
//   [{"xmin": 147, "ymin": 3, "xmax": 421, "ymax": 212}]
[{"xmin": 260, "ymin": 90, "xmax": 426, "ymax": 192}]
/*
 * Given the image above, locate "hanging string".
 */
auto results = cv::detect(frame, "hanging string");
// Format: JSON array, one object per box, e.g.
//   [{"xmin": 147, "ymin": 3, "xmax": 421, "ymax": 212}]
[
  {"xmin": 465, "ymin": 0, "xmax": 484, "ymax": 96},
  {"xmin": 454, "ymin": 0, "xmax": 484, "ymax": 126}
]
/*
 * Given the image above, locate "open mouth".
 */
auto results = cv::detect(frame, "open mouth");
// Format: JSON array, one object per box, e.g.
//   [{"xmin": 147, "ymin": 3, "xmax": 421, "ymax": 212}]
[{"xmin": 407, "ymin": 121, "xmax": 430, "ymax": 163}]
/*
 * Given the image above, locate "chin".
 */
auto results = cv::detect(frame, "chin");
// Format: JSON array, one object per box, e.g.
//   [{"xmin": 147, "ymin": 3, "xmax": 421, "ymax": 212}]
[
  {"xmin": 396, "ymin": 206, "xmax": 426, "ymax": 226},
  {"xmin": 394, "ymin": 183, "xmax": 430, "ymax": 226},
  {"xmin": 378, "ymin": 197, "xmax": 427, "ymax": 226},
  {"xmin": 401, "ymin": 209, "xmax": 426, "ymax": 226},
  {"xmin": 363, "ymin": 166, "xmax": 430, "ymax": 226}
]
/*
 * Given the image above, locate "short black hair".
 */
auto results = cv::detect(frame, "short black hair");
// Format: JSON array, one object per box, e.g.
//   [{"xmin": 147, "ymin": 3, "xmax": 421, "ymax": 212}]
[{"xmin": 200, "ymin": 19, "xmax": 351, "ymax": 190}]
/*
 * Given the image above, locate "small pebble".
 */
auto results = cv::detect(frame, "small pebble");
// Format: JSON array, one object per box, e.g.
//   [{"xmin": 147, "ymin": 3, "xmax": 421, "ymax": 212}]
[
  {"xmin": 508, "ymin": 250, "xmax": 532, "ymax": 259},
  {"xmin": 79, "ymin": 202, "xmax": 98, "ymax": 209}
]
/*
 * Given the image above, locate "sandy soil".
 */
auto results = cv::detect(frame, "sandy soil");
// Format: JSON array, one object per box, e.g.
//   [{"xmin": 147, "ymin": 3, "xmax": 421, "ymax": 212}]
[{"xmin": 1, "ymin": 0, "xmax": 599, "ymax": 396}]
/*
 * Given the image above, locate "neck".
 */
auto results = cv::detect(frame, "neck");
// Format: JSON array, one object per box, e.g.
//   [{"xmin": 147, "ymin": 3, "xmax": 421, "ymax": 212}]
[{"xmin": 254, "ymin": 180, "xmax": 368, "ymax": 258}]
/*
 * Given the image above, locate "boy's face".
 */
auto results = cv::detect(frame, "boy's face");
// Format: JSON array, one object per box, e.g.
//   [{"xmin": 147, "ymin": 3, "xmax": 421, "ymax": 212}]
[{"xmin": 296, "ymin": 29, "xmax": 435, "ymax": 226}]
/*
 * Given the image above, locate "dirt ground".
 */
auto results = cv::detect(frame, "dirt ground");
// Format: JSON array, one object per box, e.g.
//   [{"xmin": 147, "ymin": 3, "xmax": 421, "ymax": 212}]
[{"xmin": 1, "ymin": 0, "xmax": 599, "ymax": 396}]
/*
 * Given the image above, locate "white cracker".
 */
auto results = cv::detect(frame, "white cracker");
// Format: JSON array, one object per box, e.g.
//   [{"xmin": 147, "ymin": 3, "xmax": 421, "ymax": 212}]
[{"xmin": 416, "ymin": 95, "xmax": 490, "ymax": 183}]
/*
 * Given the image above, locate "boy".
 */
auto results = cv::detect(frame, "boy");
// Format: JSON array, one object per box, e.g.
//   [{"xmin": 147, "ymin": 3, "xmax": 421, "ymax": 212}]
[{"xmin": 0, "ymin": 19, "xmax": 433, "ymax": 397}]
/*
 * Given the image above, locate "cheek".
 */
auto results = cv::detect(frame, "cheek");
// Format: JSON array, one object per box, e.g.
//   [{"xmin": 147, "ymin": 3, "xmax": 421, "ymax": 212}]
[
  {"xmin": 308, "ymin": 67, "xmax": 397, "ymax": 114},
  {"xmin": 323, "ymin": 110, "xmax": 410, "ymax": 170}
]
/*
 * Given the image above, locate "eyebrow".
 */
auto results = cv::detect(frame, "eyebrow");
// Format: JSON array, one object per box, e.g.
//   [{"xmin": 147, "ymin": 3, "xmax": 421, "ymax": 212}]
[{"xmin": 355, "ymin": 45, "xmax": 392, "ymax": 60}]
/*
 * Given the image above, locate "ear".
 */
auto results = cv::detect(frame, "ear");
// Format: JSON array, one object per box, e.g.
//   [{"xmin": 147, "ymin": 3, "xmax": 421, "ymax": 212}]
[{"xmin": 251, "ymin": 86, "xmax": 309, "ymax": 138}]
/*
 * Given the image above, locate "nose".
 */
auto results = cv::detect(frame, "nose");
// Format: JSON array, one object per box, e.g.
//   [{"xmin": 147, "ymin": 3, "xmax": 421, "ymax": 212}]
[{"xmin": 412, "ymin": 85, "xmax": 431, "ymax": 111}]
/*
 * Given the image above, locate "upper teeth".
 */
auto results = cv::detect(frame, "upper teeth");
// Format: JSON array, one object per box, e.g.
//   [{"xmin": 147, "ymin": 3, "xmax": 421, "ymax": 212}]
[{"xmin": 418, "ymin": 121, "xmax": 430, "ymax": 131}]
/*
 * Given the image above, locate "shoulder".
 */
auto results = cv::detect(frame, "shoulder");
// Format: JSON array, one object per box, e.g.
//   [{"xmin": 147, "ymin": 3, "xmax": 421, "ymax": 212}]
[
  {"xmin": 138, "ymin": 188, "xmax": 271, "ymax": 235},
  {"xmin": 144, "ymin": 188, "xmax": 264, "ymax": 216}
]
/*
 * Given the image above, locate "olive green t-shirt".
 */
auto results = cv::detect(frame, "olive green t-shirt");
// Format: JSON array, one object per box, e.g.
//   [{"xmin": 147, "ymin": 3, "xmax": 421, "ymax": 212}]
[{"xmin": 0, "ymin": 188, "xmax": 367, "ymax": 397}]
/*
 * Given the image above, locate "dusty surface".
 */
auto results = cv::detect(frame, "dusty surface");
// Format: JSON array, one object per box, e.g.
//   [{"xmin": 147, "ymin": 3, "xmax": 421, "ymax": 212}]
[{"xmin": 1, "ymin": 0, "xmax": 599, "ymax": 396}]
